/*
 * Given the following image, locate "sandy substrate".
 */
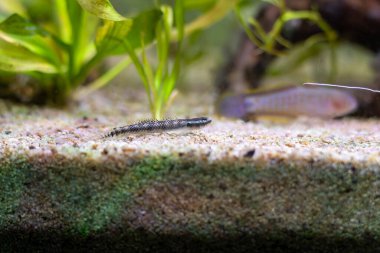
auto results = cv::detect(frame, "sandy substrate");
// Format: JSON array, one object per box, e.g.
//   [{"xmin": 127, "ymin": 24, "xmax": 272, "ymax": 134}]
[
  {"xmin": 1, "ymin": 87, "xmax": 380, "ymax": 252},
  {"xmin": 0, "ymin": 98, "xmax": 379, "ymax": 170}
]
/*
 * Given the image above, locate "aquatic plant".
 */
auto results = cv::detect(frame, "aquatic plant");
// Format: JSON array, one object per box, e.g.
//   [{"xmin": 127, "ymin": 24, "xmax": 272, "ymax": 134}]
[
  {"xmin": 0, "ymin": 1, "xmax": 83, "ymax": 104},
  {"xmin": 235, "ymin": 0, "xmax": 338, "ymax": 81},
  {"xmin": 0, "ymin": 0, "xmax": 239, "ymax": 115},
  {"xmin": 121, "ymin": 3, "xmax": 184, "ymax": 120},
  {"xmin": 0, "ymin": 0, "xmax": 126, "ymax": 104},
  {"xmin": 77, "ymin": 0, "xmax": 240, "ymax": 119},
  {"xmin": 0, "ymin": 0, "xmax": 340, "ymax": 118}
]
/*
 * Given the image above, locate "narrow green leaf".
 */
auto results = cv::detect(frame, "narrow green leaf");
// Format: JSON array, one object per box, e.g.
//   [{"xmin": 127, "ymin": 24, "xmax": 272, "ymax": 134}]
[
  {"xmin": 76, "ymin": 56, "xmax": 132, "ymax": 98},
  {"xmin": 181, "ymin": 0, "xmax": 239, "ymax": 37},
  {"xmin": 122, "ymin": 40, "xmax": 153, "ymax": 112},
  {"xmin": 183, "ymin": 0, "xmax": 216, "ymax": 10},
  {"xmin": 141, "ymin": 37, "xmax": 154, "ymax": 95},
  {"xmin": 164, "ymin": 0, "xmax": 185, "ymax": 102},
  {"xmin": 54, "ymin": 0, "xmax": 72, "ymax": 43},
  {"xmin": 66, "ymin": 1, "xmax": 97, "ymax": 78},
  {"xmin": 175, "ymin": 0, "xmax": 184, "ymax": 42},
  {"xmin": 76, "ymin": 0, "xmax": 126, "ymax": 21},
  {"xmin": 234, "ymin": 6, "xmax": 264, "ymax": 49},
  {"xmin": 154, "ymin": 6, "xmax": 172, "ymax": 90}
]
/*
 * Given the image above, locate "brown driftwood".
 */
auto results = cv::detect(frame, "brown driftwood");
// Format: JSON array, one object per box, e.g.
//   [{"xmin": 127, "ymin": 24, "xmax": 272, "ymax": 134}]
[{"xmin": 218, "ymin": 0, "xmax": 380, "ymax": 116}]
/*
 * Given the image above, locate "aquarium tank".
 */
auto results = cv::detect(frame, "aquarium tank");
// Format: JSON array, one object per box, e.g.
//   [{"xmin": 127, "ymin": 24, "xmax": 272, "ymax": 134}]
[{"xmin": 0, "ymin": 0, "xmax": 380, "ymax": 252}]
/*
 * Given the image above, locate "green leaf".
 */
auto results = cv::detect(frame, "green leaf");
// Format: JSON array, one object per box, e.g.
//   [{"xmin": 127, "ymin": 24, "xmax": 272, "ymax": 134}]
[
  {"xmin": 182, "ymin": 0, "xmax": 239, "ymax": 37},
  {"xmin": 0, "ymin": 0, "xmax": 28, "ymax": 17},
  {"xmin": 183, "ymin": 0, "xmax": 216, "ymax": 10},
  {"xmin": 154, "ymin": 6, "xmax": 173, "ymax": 90},
  {"xmin": 0, "ymin": 14, "xmax": 59, "ymax": 65},
  {"xmin": 125, "ymin": 9, "xmax": 162, "ymax": 49},
  {"xmin": 0, "ymin": 14, "xmax": 46, "ymax": 36},
  {"xmin": 76, "ymin": 0, "xmax": 126, "ymax": 21},
  {"xmin": 95, "ymin": 19, "xmax": 132, "ymax": 55},
  {"xmin": 0, "ymin": 40, "xmax": 58, "ymax": 73},
  {"xmin": 65, "ymin": 1, "xmax": 97, "ymax": 77},
  {"xmin": 95, "ymin": 9, "xmax": 161, "ymax": 56},
  {"xmin": 175, "ymin": 0, "xmax": 184, "ymax": 42}
]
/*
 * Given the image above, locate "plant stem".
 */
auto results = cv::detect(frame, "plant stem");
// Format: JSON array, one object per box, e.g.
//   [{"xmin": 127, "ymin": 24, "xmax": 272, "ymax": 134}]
[
  {"xmin": 73, "ymin": 53, "xmax": 102, "ymax": 87},
  {"xmin": 75, "ymin": 56, "xmax": 132, "ymax": 98}
]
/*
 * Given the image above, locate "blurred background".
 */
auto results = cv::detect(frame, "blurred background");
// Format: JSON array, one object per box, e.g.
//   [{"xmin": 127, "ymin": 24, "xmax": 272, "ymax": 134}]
[{"xmin": 0, "ymin": 0, "xmax": 378, "ymax": 117}]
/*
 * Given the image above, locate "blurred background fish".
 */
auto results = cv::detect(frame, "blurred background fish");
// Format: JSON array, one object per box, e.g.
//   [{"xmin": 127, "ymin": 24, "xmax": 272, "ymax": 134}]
[{"xmin": 218, "ymin": 86, "xmax": 358, "ymax": 119}]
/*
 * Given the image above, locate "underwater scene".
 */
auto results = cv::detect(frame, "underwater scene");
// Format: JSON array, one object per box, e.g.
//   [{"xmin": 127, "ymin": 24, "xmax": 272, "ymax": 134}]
[{"xmin": 0, "ymin": 0, "xmax": 380, "ymax": 252}]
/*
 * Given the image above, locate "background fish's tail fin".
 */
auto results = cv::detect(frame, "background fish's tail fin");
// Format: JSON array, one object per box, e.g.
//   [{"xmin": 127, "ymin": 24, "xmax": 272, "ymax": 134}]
[{"xmin": 217, "ymin": 94, "xmax": 247, "ymax": 118}]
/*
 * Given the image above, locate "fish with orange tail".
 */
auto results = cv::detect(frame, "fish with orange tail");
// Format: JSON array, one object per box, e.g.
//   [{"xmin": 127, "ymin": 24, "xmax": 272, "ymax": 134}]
[{"xmin": 218, "ymin": 86, "xmax": 358, "ymax": 119}]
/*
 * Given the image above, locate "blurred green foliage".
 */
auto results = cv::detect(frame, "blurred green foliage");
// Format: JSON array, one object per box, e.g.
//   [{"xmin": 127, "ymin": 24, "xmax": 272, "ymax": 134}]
[
  {"xmin": 0, "ymin": 0, "xmax": 351, "ymax": 119},
  {"xmin": 0, "ymin": 0, "xmax": 241, "ymax": 116}
]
